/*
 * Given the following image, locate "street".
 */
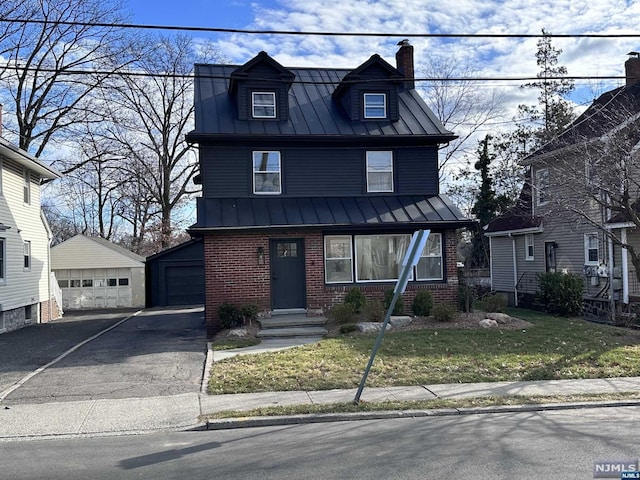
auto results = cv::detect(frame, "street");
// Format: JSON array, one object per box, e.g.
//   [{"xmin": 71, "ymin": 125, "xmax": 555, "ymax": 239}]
[{"xmin": 2, "ymin": 406, "xmax": 639, "ymax": 479}]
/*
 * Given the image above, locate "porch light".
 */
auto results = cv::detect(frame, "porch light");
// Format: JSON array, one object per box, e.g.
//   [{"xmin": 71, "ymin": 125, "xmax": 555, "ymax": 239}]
[{"xmin": 257, "ymin": 246, "xmax": 265, "ymax": 265}]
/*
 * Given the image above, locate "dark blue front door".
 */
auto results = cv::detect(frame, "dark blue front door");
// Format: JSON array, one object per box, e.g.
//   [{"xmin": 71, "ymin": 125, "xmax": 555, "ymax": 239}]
[{"xmin": 270, "ymin": 239, "xmax": 306, "ymax": 310}]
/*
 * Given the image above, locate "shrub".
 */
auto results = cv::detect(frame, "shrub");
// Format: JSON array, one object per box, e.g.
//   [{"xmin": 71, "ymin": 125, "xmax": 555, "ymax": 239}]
[
  {"xmin": 432, "ymin": 303, "xmax": 456, "ymax": 322},
  {"xmin": 339, "ymin": 323, "xmax": 358, "ymax": 334},
  {"xmin": 476, "ymin": 293, "xmax": 506, "ymax": 313},
  {"xmin": 412, "ymin": 290, "xmax": 433, "ymax": 316},
  {"xmin": 458, "ymin": 285, "xmax": 476, "ymax": 313},
  {"xmin": 383, "ymin": 289, "xmax": 404, "ymax": 315},
  {"xmin": 218, "ymin": 302, "xmax": 243, "ymax": 329},
  {"xmin": 344, "ymin": 288, "xmax": 366, "ymax": 313},
  {"xmin": 362, "ymin": 300, "xmax": 385, "ymax": 322},
  {"xmin": 240, "ymin": 304, "xmax": 259, "ymax": 324},
  {"xmin": 536, "ymin": 272, "xmax": 584, "ymax": 316},
  {"xmin": 327, "ymin": 303, "xmax": 356, "ymax": 324}
]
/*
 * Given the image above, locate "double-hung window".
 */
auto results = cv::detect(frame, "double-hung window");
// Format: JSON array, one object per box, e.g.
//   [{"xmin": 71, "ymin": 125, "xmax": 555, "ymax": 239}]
[
  {"xmin": 525, "ymin": 234, "xmax": 534, "ymax": 261},
  {"xmin": 253, "ymin": 151, "xmax": 281, "ymax": 194},
  {"xmin": 535, "ymin": 168, "xmax": 549, "ymax": 206},
  {"xmin": 23, "ymin": 240, "xmax": 31, "ymax": 271},
  {"xmin": 584, "ymin": 233, "xmax": 599, "ymax": 265},
  {"xmin": 324, "ymin": 236, "xmax": 353, "ymax": 283},
  {"xmin": 364, "ymin": 93, "xmax": 386, "ymax": 118},
  {"xmin": 23, "ymin": 169, "xmax": 31, "ymax": 204},
  {"xmin": 415, "ymin": 233, "xmax": 443, "ymax": 280},
  {"xmin": 366, "ymin": 151, "xmax": 393, "ymax": 192},
  {"xmin": 252, "ymin": 92, "xmax": 276, "ymax": 118}
]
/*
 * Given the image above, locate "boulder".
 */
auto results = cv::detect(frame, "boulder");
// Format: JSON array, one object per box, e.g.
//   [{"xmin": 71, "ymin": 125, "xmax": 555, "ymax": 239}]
[
  {"xmin": 356, "ymin": 322, "xmax": 391, "ymax": 333},
  {"xmin": 479, "ymin": 319, "xmax": 499, "ymax": 329},
  {"xmin": 389, "ymin": 316, "xmax": 413, "ymax": 328},
  {"xmin": 486, "ymin": 312, "xmax": 512, "ymax": 324}
]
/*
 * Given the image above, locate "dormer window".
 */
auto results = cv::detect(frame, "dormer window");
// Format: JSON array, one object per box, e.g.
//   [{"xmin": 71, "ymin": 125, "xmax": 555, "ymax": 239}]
[
  {"xmin": 364, "ymin": 93, "xmax": 386, "ymax": 119},
  {"xmin": 252, "ymin": 92, "xmax": 276, "ymax": 118}
]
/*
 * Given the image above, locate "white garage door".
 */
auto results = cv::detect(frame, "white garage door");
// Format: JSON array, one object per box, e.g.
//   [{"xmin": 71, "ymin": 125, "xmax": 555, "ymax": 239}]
[{"xmin": 57, "ymin": 268, "xmax": 132, "ymax": 309}]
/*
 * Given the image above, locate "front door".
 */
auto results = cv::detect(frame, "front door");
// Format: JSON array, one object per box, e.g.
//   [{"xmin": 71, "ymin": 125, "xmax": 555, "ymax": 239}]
[{"xmin": 270, "ymin": 239, "xmax": 306, "ymax": 310}]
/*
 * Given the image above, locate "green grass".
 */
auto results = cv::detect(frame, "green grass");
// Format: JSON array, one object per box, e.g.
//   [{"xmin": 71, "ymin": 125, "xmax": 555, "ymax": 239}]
[
  {"xmin": 211, "ymin": 337, "xmax": 260, "ymax": 350},
  {"xmin": 208, "ymin": 308, "xmax": 640, "ymax": 394}
]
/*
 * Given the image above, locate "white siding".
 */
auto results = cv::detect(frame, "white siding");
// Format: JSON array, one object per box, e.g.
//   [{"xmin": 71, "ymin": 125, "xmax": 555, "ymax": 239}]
[
  {"xmin": 490, "ymin": 236, "xmax": 515, "ymax": 292},
  {"xmin": 51, "ymin": 235, "xmax": 144, "ymax": 269},
  {"xmin": 0, "ymin": 157, "xmax": 51, "ymax": 312}
]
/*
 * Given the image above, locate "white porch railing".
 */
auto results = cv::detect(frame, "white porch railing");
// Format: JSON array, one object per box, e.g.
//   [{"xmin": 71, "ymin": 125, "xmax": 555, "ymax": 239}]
[{"xmin": 50, "ymin": 272, "xmax": 64, "ymax": 315}]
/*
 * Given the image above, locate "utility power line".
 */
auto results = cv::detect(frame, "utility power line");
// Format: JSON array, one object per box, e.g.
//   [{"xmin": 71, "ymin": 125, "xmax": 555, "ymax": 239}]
[{"xmin": 2, "ymin": 17, "xmax": 640, "ymax": 39}]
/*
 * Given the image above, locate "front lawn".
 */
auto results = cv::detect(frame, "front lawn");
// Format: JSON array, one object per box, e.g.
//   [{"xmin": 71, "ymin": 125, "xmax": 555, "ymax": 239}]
[{"xmin": 208, "ymin": 309, "xmax": 640, "ymax": 394}]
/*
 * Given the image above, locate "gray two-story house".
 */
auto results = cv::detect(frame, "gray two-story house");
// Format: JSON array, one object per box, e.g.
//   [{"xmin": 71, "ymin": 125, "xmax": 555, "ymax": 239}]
[{"xmin": 187, "ymin": 42, "xmax": 473, "ymax": 334}]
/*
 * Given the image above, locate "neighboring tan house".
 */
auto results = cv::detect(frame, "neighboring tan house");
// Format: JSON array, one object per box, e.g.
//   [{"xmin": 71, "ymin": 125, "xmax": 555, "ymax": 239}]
[
  {"xmin": 485, "ymin": 54, "xmax": 640, "ymax": 320},
  {"xmin": 0, "ymin": 137, "xmax": 61, "ymax": 333},
  {"xmin": 187, "ymin": 42, "xmax": 473, "ymax": 334},
  {"xmin": 51, "ymin": 234, "xmax": 145, "ymax": 309}
]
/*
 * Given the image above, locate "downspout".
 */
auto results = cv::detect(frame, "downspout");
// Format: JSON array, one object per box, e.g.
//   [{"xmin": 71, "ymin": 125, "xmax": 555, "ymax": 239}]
[
  {"xmin": 621, "ymin": 227, "xmax": 629, "ymax": 304},
  {"xmin": 512, "ymin": 235, "xmax": 519, "ymax": 307},
  {"xmin": 608, "ymin": 233, "xmax": 615, "ymax": 319}
]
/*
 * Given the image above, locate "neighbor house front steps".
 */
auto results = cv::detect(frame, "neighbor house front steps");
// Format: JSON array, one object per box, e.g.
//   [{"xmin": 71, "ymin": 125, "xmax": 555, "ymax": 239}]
[{"xmin": 257, "ymin": 309, "xmax": 327, "ymax": 340}]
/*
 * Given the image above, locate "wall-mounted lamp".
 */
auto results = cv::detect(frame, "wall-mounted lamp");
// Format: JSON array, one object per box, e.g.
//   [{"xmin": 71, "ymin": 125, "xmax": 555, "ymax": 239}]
[
  {"xmin": 257, "ymin": 246, "xmax": 265, "ymax": 265},
  {"xmin": 0, "ymin": 223, "xmax": 11, "ymax": 232}
]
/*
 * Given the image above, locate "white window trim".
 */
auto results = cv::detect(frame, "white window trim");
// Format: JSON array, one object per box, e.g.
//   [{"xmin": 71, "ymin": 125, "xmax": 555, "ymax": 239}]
[
  {"xmin": 324, "ymin": 236, "xmax": 354, "ymax": 284},
  {"xmin": 366, "ymin": 151, "xmax": 394, "ymax": 193},
  {"xmin": 23, "ymin": 169, "xmax": 31, "ymax": 205},
  {"xmin": 415, "ymin": 233, "xmax": 444, "ymax": 281},
  {"xmin": 364, "ymin": 93, "xmax": 387, "ymax": 119},
  {"xmin": 535, "ymin": 168, "xmax": 549, "ymax": 206},
  {"xmin": 525, "ymin": 234, "xmax": 534, "ymax": 261},
  {"xmin": 584, "ymin": 233, "xmax": 599, "ymax": 265},
  {"xmin": 252, "ymin": 91, "xmax": 276, "ymax": 119},
  {"xmin": 252, "ymin": 151, "xmax": 282, "ymax": 195},
  {"xmin": 23, "ymin": 240, "xmax": 31, "ymax": 271}
]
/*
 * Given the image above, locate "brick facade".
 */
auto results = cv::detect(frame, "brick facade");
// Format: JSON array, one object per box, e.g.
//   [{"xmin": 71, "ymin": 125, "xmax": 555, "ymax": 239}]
[{"xmin": 204, "ymin": 229, "xmax": 460, "ymax": 335}]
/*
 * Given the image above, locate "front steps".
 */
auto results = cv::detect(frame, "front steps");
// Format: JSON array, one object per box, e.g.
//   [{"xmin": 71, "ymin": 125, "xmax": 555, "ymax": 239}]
[{"xmin": 258, "ymin": 312, "xmax": 327, "ymax": 340}]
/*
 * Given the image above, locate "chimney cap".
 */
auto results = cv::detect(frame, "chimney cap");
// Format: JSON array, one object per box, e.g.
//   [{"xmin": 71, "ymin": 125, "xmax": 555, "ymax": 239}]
[
  {"xmin": 397, "ymin": 39, "xmax": 411, "ymax": 46},
  {"xmin": 628, "ymin": 51, "xmax": 640, "ymax": 57}
]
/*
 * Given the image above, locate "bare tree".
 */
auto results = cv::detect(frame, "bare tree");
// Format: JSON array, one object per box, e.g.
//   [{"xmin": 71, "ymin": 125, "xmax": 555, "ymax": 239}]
[
  {"xmin": 99, "ymin": 34, "xmax": 222, "ymax": 250},
  {"xmin": 418, "ymin": 55, "xmax": 505, "ymax": 180},
  {"xmin": 0, "ymin": 0, "xmax": 141, "ymax": 157}
]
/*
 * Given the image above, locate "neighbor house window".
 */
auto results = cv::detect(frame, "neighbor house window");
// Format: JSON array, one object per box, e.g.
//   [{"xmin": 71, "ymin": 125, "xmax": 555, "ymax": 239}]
[
  {"xmin": 0, "ymin": 159, "xmax": 3, "ymax": 195},
  {"xmin": 525, "ymin": 234, "xmax": 534, "ymax": 261},
  {"xmin": 0, "ymin": 238, "xmax": 5, "ymax": 282},
  {"xmin": 364, "ymin": 93, "xmax": 386, "ymax": 118},
  {"xmin": 325, "ymin": 236, "xmax": 353, "ymax": 283},
  {"xmin": 252, "ymin": 92, "xmax": 276, "ymax": 118},
  {"xmin": 23, "ymin": 169, "xmax": 31, "ymax": 204},
  {"xmin": 366, "ymin": 151, "xmax": 393, "ymax": 192},
  {"xmin": 253, "ymin": 151, "xmax": 281, "ymax": 194},
  {"xmin": 585, "ymin": 233, "xmax": 599, "ymax": 265},
  {"xmin": 416, "ymin": 233, "xmax": 443, "ymax": 280},
  {"xmin": 23, "ymin": 241, "xmax": 31, "ymax": 270},
  {"xmin": 535, "ymin": 168, "xmax": 549, "ymax": 205}
]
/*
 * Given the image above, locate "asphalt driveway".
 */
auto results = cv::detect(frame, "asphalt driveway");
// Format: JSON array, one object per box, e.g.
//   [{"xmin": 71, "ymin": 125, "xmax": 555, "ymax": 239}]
[{"xmin": 0, "ymin": 307, "xmax": 207, "ymax": 405}]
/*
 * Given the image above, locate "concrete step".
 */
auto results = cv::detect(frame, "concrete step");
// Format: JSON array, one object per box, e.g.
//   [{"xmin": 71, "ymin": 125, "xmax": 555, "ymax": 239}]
[
  {"xmin": 257, "ymin": 326, "xmax": 328, "ymax": 338},
  {"xmin": 259, "ymin": 315, "xmax": 327, "ymax": 329}
]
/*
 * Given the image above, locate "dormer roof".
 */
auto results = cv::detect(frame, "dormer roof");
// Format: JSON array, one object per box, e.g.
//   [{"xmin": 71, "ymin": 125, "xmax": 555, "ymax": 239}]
[
  {"xmin": 228, "ymin": 51, "xmax": 295, "ymax": 95},
  {"xmin": 333, "ymin": 54, "xmax": 404, "ymax": 100}
]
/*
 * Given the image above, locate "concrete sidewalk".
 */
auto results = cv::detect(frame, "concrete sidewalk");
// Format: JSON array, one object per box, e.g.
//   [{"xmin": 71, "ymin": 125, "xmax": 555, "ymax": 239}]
[{"xmin": 2, "ymin": 335, "xmax": 640, "ymax": 440}]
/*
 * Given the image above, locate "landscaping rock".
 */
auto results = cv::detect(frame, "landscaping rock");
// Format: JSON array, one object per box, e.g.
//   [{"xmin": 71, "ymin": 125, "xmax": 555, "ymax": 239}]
[
  {"xmin": 486, "ymin": 312, "xmax": 512, "ymax": 324},
  {"xmin": 227, "ymin": 328, "xmax": 249, "ymax": 337},
  {"xmin": 357, "ymin": 322, "xmax": 391, "ymax": 333},
  {"xmin": 479, "ymin": 319, "xmax": 499, "ymax": 329},
  {"xmin": 389, "ymin": 316, "xmax": 413, "ymax": 328}
]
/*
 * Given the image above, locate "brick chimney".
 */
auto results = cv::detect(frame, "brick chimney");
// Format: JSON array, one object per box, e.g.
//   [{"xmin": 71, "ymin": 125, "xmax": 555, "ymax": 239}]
[
  {"xmin": 625, "ymin": 52, "xmax": 640, "ymax": 86},
  {"xmin": 396, "ymin": 39, "xmax": 414, "ymax": 89}
]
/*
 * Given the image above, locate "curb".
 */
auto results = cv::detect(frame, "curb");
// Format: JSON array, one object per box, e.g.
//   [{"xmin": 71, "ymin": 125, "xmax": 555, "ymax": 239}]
[{"xmin": 203, "ymin": 398, "xmax": 640, "ymax": 430}]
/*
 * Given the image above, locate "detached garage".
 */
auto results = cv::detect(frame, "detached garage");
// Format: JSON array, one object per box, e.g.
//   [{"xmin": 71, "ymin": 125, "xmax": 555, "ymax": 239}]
[
  {"xmin": 146, "ymin": 239, "xmax": 204, "ymax": 307},
  {"xmin": 51, "ymin": 235, "xmax": 145, "ymax": 309}
]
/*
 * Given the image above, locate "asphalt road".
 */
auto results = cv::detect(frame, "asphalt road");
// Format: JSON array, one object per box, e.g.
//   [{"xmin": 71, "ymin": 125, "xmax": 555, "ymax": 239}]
[
  {"xmin": 1, "ymin": 406, "xmax": 639, "ymax": 479},
  {"xmin": 0, "ymin": 307, "xmax": 207, "ymax": 404}
]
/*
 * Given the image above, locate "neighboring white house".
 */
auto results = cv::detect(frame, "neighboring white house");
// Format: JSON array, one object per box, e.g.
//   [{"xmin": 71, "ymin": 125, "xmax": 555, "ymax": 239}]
[
  {"xmin": 0, "ymin": 137, "xmax": 61, "ymax": 333},
  {"xmin": 51, "ymin": 235, "xmax": 145, "ymax": 309}
]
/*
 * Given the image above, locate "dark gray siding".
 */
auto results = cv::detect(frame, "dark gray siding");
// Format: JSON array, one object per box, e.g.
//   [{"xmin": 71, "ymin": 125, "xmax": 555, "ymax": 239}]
[{"xmin": 201, "ymin": 145, "xmax": 440, "ymax": 198}]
